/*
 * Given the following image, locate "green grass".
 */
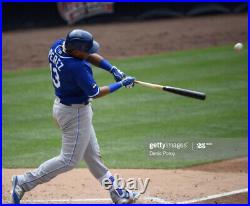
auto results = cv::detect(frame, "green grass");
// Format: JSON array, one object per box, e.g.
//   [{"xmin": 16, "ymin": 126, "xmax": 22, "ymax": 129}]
[{"xmin": 2, "ymin": 45, "xmax": 248, "ymax": 168}]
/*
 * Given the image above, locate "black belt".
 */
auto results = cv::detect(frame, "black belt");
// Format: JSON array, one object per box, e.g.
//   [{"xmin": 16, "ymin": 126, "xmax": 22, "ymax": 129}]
[{"xmin": 60, "ymin": 100, "xmax": 89, "ymax": 106}]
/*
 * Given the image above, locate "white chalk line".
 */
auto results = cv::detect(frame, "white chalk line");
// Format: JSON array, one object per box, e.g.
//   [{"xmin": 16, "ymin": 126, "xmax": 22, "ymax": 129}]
[
  {"xmin": 22, "ymin": 188, "xmax": 248, "ymax": 204},
  {"xmin": 25, "ymin": 198, "xmax": 111, "ymax": 203},
  {"xmin": 176, "ymin": 188, "xmax": 248, "ymax": 204},
  {"xmin": 23, "ymin": 196, "xmax": 170, "ymax": 203},
  {"xmin": 143, "ymin": 196, "xmax": 170, "ymax": 203}
]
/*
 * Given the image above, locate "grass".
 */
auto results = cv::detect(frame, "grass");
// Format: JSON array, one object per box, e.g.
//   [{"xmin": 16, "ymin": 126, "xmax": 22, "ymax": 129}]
[{"xmin": 2, "ymin": 45, "xmax": 248, "ymax": 168}]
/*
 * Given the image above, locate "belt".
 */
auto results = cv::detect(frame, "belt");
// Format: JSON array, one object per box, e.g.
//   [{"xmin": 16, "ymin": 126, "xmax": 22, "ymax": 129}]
[{"xmin": 59, "ymin": 99, "xmax": 89, "ymax": 107}]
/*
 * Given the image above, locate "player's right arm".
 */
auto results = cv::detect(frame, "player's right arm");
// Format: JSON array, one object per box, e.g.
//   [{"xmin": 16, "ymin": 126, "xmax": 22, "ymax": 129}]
[{"xmin": 93, "ymin": 76, "xmax": 135, "ymax": 99}]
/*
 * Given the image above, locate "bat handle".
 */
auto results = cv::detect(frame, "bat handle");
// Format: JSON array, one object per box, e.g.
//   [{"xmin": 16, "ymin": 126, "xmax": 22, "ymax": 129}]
[{"xmin": 135, "ymin": 80, "xmax": 163, "ymax": 89}]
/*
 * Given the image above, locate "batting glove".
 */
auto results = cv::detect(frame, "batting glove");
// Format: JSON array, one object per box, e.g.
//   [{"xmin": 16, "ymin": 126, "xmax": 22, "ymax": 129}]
[
  {"xmin": 121, "ymin": 76, "xmax": 135, "ymax": 88},
  {"xmin": 110, "ymin": 66, "xmax": 126, "ymax": 82}
]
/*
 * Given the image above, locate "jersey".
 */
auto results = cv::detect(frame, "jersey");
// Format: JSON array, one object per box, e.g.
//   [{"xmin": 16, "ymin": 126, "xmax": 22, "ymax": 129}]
[{"xmin": 48, "ymin": 39, "xmax": 99, "ymax": 105}]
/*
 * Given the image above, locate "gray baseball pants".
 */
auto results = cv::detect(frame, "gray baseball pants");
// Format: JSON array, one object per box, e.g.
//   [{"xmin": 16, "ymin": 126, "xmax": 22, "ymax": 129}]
[{"xmin": 18, "ymin": 98, "xmax": 108, "ymax": 191}]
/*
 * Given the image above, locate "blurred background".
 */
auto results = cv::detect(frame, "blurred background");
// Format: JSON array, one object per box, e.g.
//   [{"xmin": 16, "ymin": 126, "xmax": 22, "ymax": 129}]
[
  {"xmin": 2, "ymin": 2, "xmax": 248, "ymax": 71},
  {"xmin": 3, "ymin": 2, "xmax": 247, "ymax": 31}
]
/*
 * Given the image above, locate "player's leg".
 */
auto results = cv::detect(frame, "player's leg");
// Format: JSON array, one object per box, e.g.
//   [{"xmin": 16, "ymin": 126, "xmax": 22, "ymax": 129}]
[
  {"xmin": 83, "ymin": 124, "xmax": 140, "ymax": 204},
  {"xmin": 11, "ymin": 102, "xmax": 93, "ymax": 203},
  {"xmin": 82, "ymin": 124, "xmax": 108, "ymax": 179}
]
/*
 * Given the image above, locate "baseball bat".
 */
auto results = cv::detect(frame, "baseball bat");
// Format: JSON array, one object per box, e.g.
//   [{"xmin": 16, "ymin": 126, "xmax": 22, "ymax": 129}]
[{"xmin": 135, "ymin": 80, "xmax": 206, "ymax": 100}]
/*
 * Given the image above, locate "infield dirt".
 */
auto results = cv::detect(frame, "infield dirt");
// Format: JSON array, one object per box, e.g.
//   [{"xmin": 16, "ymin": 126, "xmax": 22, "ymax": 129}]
[{"xmin": 2, "ymin": 158, "xmax": 247, "ymax": 203}]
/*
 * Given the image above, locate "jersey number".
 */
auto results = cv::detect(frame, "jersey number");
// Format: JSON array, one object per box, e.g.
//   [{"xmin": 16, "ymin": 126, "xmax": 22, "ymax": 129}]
[{"xmin": 50, "ymin": 63, "xmax": 60, "ymax": 88}]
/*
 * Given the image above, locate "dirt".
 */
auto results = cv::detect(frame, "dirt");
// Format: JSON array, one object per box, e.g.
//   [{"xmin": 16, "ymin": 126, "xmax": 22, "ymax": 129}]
[
  {"xmin": 2, "ymin": 157, "xmax": 248, "ymax": 204},
  {"xmin": 3, "ymin": 14, "xmax": 247, "ymax": 70},
  {"xmin": 186, "ymin": 157, "xmax": 248, "ymax": 173},
  {"xmin": 199, "ymin": 193, "xmax": 248, "ymax": 204}
]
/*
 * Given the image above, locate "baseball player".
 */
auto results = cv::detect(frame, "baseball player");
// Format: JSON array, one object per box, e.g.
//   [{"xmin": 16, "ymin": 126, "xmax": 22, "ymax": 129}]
[{"xmin": 11, "ymin": 29, "xmax": 140, "ymax": 204}]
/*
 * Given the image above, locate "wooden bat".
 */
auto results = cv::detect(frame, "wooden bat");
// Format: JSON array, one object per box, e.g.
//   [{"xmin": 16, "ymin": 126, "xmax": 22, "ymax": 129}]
[{"xmin": 135, "ymin": 80, "xmax": 206, "ymax": 100}]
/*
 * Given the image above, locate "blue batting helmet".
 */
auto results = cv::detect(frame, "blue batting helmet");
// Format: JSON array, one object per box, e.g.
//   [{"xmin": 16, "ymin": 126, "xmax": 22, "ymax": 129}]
[{"xmin": 65, "ymin": 29, "xmax": 99, "ymax": 53}]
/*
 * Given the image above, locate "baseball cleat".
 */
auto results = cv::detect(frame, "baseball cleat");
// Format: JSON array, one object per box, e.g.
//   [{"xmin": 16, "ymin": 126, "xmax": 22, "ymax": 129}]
[
  {"xmin": 110, "ymin": 188, "xmax": 140, "ymax": 204},
  {"xmin": 11, "ymin": 176, "xmax": 25, "ymax": 204}
]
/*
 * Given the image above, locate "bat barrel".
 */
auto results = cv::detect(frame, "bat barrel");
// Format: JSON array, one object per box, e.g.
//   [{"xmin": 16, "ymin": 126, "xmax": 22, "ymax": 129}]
[
  {"xmin": 135, "ymin": 80, "xmax": 206, "ymax": 100},
  {"xmin": 163, "ymin": 86, "xmax": 206, "ymax": 100}
]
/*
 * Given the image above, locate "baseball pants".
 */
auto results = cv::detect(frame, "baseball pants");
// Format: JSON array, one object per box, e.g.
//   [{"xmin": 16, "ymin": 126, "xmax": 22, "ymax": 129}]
[{"xmin": 17, "ymin": 98, "xmax": 108, "ymax": 191}]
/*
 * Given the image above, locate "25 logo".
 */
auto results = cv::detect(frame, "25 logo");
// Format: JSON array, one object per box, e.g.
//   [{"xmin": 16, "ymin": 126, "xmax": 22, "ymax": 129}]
[{"xmin": 196, "ymin": 143, "xmax": 206, "ymax": 149}]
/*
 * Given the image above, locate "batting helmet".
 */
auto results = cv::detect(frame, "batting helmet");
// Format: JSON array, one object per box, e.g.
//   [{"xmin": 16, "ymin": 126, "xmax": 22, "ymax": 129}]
[{"xmin": 65, "ymin": 29, "xmax": 99, "ymax": 53}]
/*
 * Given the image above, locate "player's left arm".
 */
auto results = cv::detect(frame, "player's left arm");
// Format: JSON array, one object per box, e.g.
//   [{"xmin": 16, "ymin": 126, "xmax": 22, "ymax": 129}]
[{"xmin": 87, "ymin": 53, "xmax": 126, "ymax": 82}]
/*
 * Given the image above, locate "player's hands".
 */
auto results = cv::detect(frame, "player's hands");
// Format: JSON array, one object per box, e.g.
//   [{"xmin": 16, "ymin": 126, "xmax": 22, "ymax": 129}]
[
  {"xmin": 110, "ymin": 66, "xmax": 126, "ymax": 82},
  {"xmin": 121, "ymin": 76, "xmax": 135, "ymax": 88},
  {"xmin": 111, "ymin": 66, "xmax": 135, "ymax": 88}
]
